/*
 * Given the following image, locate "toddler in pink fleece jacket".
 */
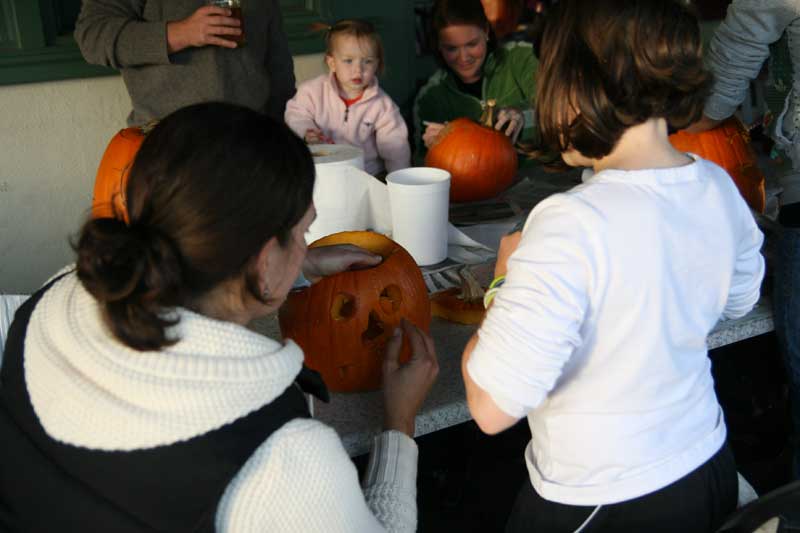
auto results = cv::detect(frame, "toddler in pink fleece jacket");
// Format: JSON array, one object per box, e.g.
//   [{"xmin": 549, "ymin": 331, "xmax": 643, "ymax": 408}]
[{"xmin": 285, "ymin": 20, "xmax": 411, "ymax": 176}]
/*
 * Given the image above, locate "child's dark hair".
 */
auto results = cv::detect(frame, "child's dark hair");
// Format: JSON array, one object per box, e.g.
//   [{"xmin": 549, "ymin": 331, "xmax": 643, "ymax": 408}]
[
  {"xmin": 430, "ymin": 0, "xmax": 497, "ymax": 68},
  {"xmin": 74, "ymin": 102, "xmax": 315, "ymax": 351},
  {"xmin": 322, "ymin": 19, "xmax": 385, "ymax": 74},
  {"xmin": 536, "ymin": 0, "xmax": 711, "ymax": 159}
]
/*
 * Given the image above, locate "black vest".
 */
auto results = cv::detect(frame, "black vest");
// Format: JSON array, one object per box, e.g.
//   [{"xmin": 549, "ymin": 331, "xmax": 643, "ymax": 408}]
[{"xmin": 0, "ymin": 275, "xmax": 328, "ymax": 532}]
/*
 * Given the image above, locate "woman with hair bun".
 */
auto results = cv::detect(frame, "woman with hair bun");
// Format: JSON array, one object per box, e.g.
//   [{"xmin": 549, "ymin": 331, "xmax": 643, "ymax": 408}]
[{"xmin": 0, "ymin": 102, "xmax": 438, "ymax": 532}]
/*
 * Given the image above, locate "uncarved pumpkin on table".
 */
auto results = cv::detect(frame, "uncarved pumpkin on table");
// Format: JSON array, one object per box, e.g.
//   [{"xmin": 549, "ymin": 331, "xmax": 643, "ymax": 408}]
[
  {"xmin": 91, "ymin": 124, "xmax": 155, "ymax": 222},
  {"xmin": 669, "ymin": 117, "xmax": 766, "ymax": 213},
  {"xmin": 279, "ymin": 231, "xmax": 432, "ymax": 393},
  {"xmin": 425, "ymin": 99, "xmax": 519, "ymax": 203}
]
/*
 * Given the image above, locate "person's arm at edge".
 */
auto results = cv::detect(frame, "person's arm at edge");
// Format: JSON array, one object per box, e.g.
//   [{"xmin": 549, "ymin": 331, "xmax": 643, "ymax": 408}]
[
  {"xmin": 75, "ymin": 0, "xmax": 171, "ymax": 68},
  {"xmin": 265, "ymin": 0, "xmax": 296, "ymax": 121},
  {"xmin": 375, "ymin": 98, "xmax": 412, "ymax": 173},
  {"xmin": 689, "ymin": 0, "xmax": 794, "ymax": 132}
]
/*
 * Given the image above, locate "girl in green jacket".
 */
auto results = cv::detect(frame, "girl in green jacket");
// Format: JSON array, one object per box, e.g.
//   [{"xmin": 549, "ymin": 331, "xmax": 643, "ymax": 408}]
[{"xmin": 412, "ymin": 0, "xmax": 539, "ymax": 165}]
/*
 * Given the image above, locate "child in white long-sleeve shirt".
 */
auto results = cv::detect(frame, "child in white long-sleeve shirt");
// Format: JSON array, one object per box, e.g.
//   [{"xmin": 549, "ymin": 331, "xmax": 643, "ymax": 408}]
[
  {"xmin": 285, "ymin": 20, "xmax": 411, "ymax": 176},
  {"xmin": 461, "ymin": 1, "xmax": 766, "ymax": 531}
]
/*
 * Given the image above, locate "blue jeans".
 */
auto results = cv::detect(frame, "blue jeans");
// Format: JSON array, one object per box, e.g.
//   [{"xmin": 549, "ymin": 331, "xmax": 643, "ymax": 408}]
[{"xmin": 773, "ymin": 221, "xmax": 800, "ymax": 480}]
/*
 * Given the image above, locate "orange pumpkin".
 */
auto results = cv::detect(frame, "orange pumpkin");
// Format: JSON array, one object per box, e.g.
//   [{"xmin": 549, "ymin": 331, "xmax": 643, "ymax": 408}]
[
  {"xmin": 279, "ymin": 231, "xmax": 432, "ymax": 393},
  {"xmin": 481, "ymin": 0, "xmax": 523, "ymax": 39},
  {"xmin": 669, "ymin": 117, "xmax": 766, "ymax": 213},
  {"xmin": 430, "ymin": 268, "xmax": 485, "ymax": 325},
  {"xmin": 425, "ymin": 99, "xmax": 519, "ymax": 203},
  {"xmin": 91, "ymin": 125, "xmax": 153, "ymax": 222}
]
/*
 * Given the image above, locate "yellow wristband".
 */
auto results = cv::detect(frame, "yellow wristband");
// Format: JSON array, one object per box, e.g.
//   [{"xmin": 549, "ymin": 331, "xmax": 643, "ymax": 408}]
[
  {"xmin": 488, "ymin": 275, "xmax": 506, "ymax": 291},
  {"xmin": 483, "ymin": 287, "xmax": 501, "ymax": 309}
]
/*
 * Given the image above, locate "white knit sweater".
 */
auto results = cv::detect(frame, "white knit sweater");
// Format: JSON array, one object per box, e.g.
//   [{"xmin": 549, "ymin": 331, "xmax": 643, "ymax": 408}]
[{"xmin": 10, "ymin": 272, "xmax": 418, "ymax": 532}]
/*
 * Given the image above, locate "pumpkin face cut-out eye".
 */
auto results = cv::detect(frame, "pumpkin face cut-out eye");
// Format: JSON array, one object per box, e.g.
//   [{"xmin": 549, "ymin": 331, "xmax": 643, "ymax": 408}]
[
  {"xmin": 331, "ymin": 293, "xmax": 357, "ymax": 321},
  {"xmin": 379, "ymin": 285, "xmax": 402, "ymax": 314},
  {"xmin": 362, "ymin": 311, "xmax": 385, "ymax": 343}
]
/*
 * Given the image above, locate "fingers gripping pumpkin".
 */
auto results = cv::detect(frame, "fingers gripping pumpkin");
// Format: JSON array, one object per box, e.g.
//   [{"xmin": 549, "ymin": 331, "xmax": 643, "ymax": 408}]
[
  {"xmin": 425, "ymin": 99, "xmax": 519, "ymax": 203},
  {"xmin": 279, "ymin": 231, "xmax": 432, "ymax": 393}
]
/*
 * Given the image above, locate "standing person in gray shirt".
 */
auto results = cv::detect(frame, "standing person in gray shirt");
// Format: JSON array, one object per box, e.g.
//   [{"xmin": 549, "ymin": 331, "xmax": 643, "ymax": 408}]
[
  {"xmin": 689, "ymin": 0, "xmax": 800, "ymax": 481},
  {"xmin": 75, "ymin": 0, "xmax": 296, "ymax": 126}
]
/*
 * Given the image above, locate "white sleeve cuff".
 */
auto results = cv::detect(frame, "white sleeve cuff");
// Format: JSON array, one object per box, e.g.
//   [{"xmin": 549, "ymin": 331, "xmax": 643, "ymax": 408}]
[{"xmin": 363, "ymin": 430, "xmax": 418, "ymax": 491}]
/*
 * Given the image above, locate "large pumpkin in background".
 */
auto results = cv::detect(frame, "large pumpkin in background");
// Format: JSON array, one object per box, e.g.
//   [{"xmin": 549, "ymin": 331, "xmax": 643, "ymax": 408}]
[
  {"xmin": 481, "ymin": 0, "xmax": 523, "ymax": 39},
  {"xmin": 669, "ymin": 117, "xmax": 766, "ymax": 213},
  {"xmin": 279, "ymin": 231, "xmax": 431, "ymax": 393},
  {"xmin": 425, "ymin": 99, "xmax": 518, "ymax": 203},
  {"xmin": 91, "ymin": 125, "xmax": 150, "ymax": 222}
]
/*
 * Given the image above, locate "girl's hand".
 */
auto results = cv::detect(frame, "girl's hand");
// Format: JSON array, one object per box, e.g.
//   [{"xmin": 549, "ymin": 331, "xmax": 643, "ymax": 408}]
[
  {"xmin": 302, "ymin": 244, "xmax": 382, "ymax": 283},
  {"xmin": 494, "ymin": 107, "xmax": 524, "ymax": 143},
  {"xmin": 304, "ymin": 128, "xmax": 333, "ymax": 144},
  {"xmin": 494, "ymin": 231, "xmax": 522, "ymax": 279},
  {"xmin": 382, "ymin": 319, "xmax": 439, "ymax": 437},
  {"xmin": 422, "ymin": 121, "xmax": 446, "ymax": 148}
]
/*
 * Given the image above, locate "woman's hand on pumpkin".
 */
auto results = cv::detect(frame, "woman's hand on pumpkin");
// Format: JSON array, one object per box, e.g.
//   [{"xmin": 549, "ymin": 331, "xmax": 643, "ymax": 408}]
[
  {"xmin": 302, "ymin": 244, "xmax": 382, "ymax": 283},
  {"xmin": 422, "ymin": 122, "xmax": 446, "ymax": 148},
  {"xmin": 494, "ymin": 107, "xmax": 524, "ymax": 143},
  {"xmin": 382, "ymin": 319, "xmax": 439, "ymax": 437},
  {"xmin": 166, "ymin": 6, "xmax": 241, "ymax": 54},
  {"xmin": 494, "ymin": 231, "xmax": 522, "ymax": 279},
  {"xmin": 685, "ymin": 114, "xmax": 724, "ymax": 134}
]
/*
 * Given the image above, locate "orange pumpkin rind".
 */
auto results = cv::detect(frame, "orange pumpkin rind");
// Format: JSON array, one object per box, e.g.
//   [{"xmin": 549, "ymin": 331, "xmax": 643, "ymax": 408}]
[
  {"xmin": 425, "ymin": 99, "xmax": 519, "ymax": 203},
  {"xmin": 430, "ymin": 268, "xmax": 486, "ymax": 325},
  {"xmin": 669, "ymin": 117, "xmax": 766, "ymax": 213},
  {"xmin": 279, "ymin": 231, "xmax": 431, "ymax": 393}
]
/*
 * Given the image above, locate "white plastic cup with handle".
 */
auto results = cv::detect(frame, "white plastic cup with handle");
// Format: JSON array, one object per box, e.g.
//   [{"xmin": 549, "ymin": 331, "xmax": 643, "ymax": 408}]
[{"xmin": 386, "ymin": 167, "xmax": 451, "ymax": 266}]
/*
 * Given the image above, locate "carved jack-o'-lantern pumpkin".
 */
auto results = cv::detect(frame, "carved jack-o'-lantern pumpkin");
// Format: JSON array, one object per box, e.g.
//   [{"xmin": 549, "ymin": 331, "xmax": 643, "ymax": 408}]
[
  {"xmin": 425, "ymin": 99, "xmax": 519, "ymax": 203},
  {"xmin": 279, "ymin": 231, "xmax": 432, "ymax": 393},
  {"xmin": 669, "ymin": 117, "xmax": 766, "ymax": 213}
]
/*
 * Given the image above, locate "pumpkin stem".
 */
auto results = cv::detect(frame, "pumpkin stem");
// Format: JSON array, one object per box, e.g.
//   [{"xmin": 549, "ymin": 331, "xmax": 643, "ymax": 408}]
[
  {"xmin": 480, "ymin": 99, "xmax": 498, "ymax": 128},
  {"xmin": 457, "ymin": 267, "xmax": 485, "ymax": 303},
  {"xmin": 140, "ymin": 120, "xmax": 159, "ymax": 135}
]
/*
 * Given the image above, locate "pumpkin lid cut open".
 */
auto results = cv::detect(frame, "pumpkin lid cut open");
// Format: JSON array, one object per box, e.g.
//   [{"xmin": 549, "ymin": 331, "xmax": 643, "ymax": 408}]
[{"xmin": 431, "ymin": 267, "xmax": 486, "ymax": 325}]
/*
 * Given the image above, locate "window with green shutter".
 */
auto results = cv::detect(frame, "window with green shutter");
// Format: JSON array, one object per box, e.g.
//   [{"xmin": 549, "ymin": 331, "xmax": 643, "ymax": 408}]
[
  {"xmin": 0, "ymin": 0, "xmax": 110, "ymax": 85},
  {"xmin": 0, "ymin": 0, "xmax": 335, "ymax": 86}
]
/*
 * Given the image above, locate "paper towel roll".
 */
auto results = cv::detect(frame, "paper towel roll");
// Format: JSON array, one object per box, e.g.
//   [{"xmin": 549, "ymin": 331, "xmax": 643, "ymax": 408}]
[
  {"xmin": 311, "ymin": 144, "xmax": 365, "ymax": 169},
  {"xmin": 308, "ymin": 144, "xmax": 367, "ymax": 243}
]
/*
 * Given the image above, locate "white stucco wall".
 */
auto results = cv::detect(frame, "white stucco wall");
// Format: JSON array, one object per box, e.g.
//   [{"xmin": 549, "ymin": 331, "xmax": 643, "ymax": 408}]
[{"xmin": 0, "ymin": 53, "xmax": 325, "ymax": 294}]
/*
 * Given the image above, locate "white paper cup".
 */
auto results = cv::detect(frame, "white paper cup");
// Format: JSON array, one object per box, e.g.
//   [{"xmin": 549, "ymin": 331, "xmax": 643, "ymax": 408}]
[{"xmin": 386, "ymin": 167, "xmax": 451, "ymax": 265}]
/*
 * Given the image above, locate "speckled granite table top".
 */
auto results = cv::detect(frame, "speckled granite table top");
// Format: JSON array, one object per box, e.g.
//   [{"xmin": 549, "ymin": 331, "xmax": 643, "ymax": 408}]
[{"xmin": 250, "ymin": 294, "xmax": 774, "ymax": 457}]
